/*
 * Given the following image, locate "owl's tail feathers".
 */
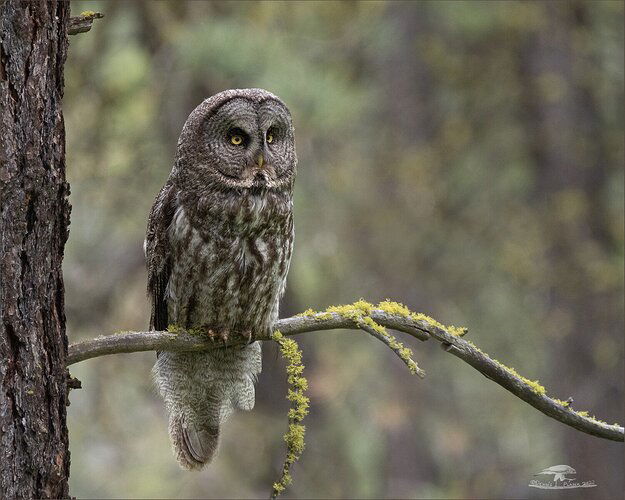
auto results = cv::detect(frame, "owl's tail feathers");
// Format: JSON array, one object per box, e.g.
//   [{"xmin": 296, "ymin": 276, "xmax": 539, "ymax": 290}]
[
  {"xmin": 169, "ymin": 413, "xmax": 219, "ymax": 470},
  {"xmin": 153, "ymin": 351, "xmax": 223, "ymax": 470},
  {"xmin": 154, "ymin": 345, "xmax": 261, "ymax": 470}
]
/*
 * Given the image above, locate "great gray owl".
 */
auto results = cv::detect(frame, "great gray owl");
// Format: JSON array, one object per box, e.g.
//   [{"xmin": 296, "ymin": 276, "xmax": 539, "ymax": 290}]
[{"xmin": 145, "ymin": 88, "xmax": 296, "ymax": 469}]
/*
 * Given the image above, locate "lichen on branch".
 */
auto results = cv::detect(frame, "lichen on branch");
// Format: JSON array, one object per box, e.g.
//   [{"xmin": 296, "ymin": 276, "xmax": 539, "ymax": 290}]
[
  {"xmin": 297, "ymin": 298, "xmax": 468, "ymax": 337},
  {"xmin": 68, "ymin": 11, "xmax": 104, "ymax": 35},
  {"xmin": 304, "ymin": 299, "xmax": 427, "ymax": 377},
  {"xmin": 66, "ymin": 299, "xmax": 624, "ymax": 443},
  {"xmin": 270, "ymin": 331, "xmax": 309, "ymax": 499}
]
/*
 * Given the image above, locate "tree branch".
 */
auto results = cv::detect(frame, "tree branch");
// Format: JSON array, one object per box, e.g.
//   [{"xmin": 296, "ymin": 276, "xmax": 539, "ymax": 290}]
[
  {"xmin": 67, "ymin": 304, "xmax": 624, "ymax": 442},
  {"xmin": 68, "ymin": 11, "xmax": 104, "ymax": 35}
]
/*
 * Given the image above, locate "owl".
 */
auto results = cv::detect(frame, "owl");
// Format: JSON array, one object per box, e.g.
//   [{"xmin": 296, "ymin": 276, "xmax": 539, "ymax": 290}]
[{"xmin": 145, "ymin": 89, "xmax": 296, "ymax": 469}]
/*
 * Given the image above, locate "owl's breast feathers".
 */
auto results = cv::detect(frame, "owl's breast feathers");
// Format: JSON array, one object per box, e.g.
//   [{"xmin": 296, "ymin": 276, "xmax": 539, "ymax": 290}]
[{"xmin": 146, "ymin": 181, "xmax": 294, "ymax": 336}]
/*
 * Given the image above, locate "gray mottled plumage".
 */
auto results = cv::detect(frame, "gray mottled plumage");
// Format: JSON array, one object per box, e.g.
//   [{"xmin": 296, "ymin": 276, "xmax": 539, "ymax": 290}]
[{"xmin": 145, "ymin": 88, "xmax": 296, "ymax": 469}]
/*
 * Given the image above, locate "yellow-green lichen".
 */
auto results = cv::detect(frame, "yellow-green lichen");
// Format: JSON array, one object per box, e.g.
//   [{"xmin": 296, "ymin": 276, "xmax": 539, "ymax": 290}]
[
  {"xmin": 374, "ymin": 324, "xmax": 422, "ymax": 377},
  {"xmin": 271, "ymin": 331, "xmax": 309, "ymax": 499},
  {"xmin": 78, "ymin": 10, "xmax": 103, "ymax": 21},
  {"xmin": 167, "ymin": 324, "xmax": 205, "ymax": 336},
  {"xmin": 378, "ymin": 299, "xmax": 468, "ymax": 336},
  {"xmin": 553, "ymin": 403, "xmax": 612, "ymax": 425},
  {"xmin": 464, "ymin": 340, "xmax": 619, "ymax": 426},
  {"xmin": 272, "ymin": 482, "xmax": 285, "ymax": 494},
  {"xmin": 359, "ymin": 314, "xmax": 387, "ymax": 336},
  {"xmin": 587, "ymin": 415, "xmax": 609, "ymax": 425},
  {"xmin": 553, "ymin": 398, "xmax": 571, "ymax": 407},
  {"xmin": 376, "ymin": 299, "xmax": 412, "ymax": 316},
  {"xmin": 296, "ymin": 308, "xmax": 316, "ymax": 317},
  {"xmin": 284, "ymin": 423, "xmax": 306, "ymax": 456},
  {"xmin": 326, "ymin": 298, "xmax": 374, "ymax": 319},
  {"xmin": 463, "ymin": 338, "xmax": 547, "ymax": 396},
  {"xmin": 296, "ymin": 308, "xmax": 333, "ymax": 320},
  {"xmin": 498, "ymin": 361, "xmax": 546, "ymax": 396},
  {"xmin": 309, "ymin": 300, "xmax": 425, "ymax": 376},
  {"xmin": 299, "ymin": 299, "xmax": 467, "ymax": 337}
]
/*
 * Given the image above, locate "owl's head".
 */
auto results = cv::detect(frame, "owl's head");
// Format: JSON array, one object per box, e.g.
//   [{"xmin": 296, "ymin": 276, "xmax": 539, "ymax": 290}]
[{"xmin": 174, "ymin": 88, "xmax": 296, "ymax": 195}]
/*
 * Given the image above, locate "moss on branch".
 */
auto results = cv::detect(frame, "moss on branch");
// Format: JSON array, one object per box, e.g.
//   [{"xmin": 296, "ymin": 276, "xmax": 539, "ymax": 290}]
[
  {"xmin": 66, "ymin": 300, "xmax": 624, "ymax": 444},
  {"xmin": 270, "ymin": 331, "xmax": 309, "ymax": 499}
]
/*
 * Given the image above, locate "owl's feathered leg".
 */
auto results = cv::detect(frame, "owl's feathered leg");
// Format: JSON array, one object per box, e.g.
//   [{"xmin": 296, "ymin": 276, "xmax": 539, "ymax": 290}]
[{"xmin": 153, "ymin": 342, "xmax": 261, "ymax": 470}]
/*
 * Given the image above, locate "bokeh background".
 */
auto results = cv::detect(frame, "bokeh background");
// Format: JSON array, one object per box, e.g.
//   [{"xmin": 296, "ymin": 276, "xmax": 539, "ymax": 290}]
[{"xmin": 64, "ymin": 1, "xmax": 623, "ymax": 498}]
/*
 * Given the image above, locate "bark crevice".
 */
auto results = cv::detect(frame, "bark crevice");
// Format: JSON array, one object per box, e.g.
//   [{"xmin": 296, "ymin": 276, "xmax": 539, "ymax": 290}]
[{"xmin": 0, "ymin": 1, "xmax": 71, "ymax": 497}]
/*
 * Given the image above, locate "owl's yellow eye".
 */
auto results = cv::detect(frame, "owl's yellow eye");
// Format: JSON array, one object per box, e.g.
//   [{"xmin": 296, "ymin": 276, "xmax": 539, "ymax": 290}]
[
  {"xmin": 266, "ymin": 133, "xmax": 274, "ymax": 144},
  {"xmin": 230, "ymin": 135, "xmax": 243, "ymax": 145}
]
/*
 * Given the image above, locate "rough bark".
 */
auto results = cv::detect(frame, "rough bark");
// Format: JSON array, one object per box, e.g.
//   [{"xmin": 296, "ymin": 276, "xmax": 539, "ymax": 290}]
[{"xmin": 0, "ymin": 1, "xmax": 71, "ymax": 498}]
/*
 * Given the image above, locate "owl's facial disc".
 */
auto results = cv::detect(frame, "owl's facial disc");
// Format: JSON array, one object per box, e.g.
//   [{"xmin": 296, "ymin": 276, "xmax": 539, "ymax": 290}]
[{"xmin": 203, "ymin": 98, "xmax": 295, "ymax": 190}]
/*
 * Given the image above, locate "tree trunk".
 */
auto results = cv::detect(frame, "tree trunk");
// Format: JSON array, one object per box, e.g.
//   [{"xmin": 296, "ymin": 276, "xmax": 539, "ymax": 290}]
[{"xmin": 0, "ymin": 1, "xmax": 71, "ymax": 498}]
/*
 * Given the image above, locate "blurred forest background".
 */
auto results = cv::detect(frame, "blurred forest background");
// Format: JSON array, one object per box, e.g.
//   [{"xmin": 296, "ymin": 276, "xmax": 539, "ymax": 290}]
[{"xmin": 64, "ymin": 1, "xmax": 623, "ymax": 498}]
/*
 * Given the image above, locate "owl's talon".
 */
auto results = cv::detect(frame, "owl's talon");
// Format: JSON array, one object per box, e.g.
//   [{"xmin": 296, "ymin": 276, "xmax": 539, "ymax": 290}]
[
  {"xmin": 234, "ymin": 330, "xmax": 253, "ymax": 348},
  {"xmin": 243, "ymin": 330, "xmax": 253, "ymax": 345},
  {"xmin": 219, "ymin": 329, "xmax": 230, "ymax": 346}
]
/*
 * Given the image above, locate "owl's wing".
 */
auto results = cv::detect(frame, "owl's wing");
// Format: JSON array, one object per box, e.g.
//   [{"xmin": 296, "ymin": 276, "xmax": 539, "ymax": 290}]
[{"xmin": 145, "ymin": 181, "xmax": 177, "ymax": 331}]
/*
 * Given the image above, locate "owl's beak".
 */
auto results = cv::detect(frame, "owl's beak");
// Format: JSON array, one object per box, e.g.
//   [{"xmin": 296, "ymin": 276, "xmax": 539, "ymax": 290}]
[{"xmin": 256, "ymin": 153, "xmax": 265, "ymax": 169}]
